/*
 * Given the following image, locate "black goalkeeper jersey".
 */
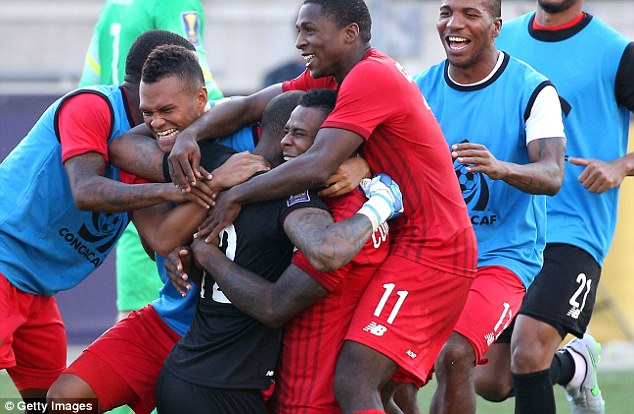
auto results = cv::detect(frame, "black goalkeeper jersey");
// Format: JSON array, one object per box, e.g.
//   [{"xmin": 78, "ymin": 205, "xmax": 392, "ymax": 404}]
[{"xmin": 162, "ymin": 188, "xmax": 328, "ymax": 389}]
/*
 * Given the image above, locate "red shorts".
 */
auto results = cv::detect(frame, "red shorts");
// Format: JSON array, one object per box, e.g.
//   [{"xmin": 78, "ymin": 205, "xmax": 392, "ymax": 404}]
[
  {"xmin": 0, "ymin": 272, "xmax": 66, "ymax": 391},
  {"xmin": 453, "ymin": 265, "xmax": 525, "ymax": 363},
  {"xmin": 65, "ymin": 304, "xmax": 180, "ymax": 413},
  {"xmin": 271, "ymin": 263, "xmax": 376, "ymax": 414},
  {"xmin": 345, "ymin": 256, "xmax": 473, "ymax": 387}
]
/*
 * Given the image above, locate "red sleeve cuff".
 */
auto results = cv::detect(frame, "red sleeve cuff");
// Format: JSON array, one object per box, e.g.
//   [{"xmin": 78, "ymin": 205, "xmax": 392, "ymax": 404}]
[{"xmin": 291, "ymin": 251, "xmax": 347, "ymax": 292}]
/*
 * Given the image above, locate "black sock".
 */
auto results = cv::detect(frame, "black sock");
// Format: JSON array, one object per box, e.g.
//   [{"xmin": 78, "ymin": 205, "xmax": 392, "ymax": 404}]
[
  {"xmin": 512, "ymin": 369, "xmax": 555, "ymax": 414},
  {"xmin": 550, "ymin": 349, "xmax": 575, "ymax": 385}
]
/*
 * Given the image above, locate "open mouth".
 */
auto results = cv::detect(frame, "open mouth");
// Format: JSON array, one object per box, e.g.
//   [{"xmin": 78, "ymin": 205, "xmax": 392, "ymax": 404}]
[
  {"xmin": 447, "ymin": 35, "xmax": 469, "ymax": 50},
  {"xmin": 303, "ymin": 54, "xmax": 316, "ymax": 66},
  {"xmin": 155, "ymin": 128, "xmax": 178, "ymax": 144}
]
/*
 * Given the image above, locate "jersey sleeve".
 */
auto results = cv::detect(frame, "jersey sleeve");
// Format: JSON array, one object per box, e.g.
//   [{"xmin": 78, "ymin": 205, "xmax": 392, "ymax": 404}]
[
  {"xmin": 120, "ymin": 170, "xmax": 151, "ymax": 185},
  {"xmin": 199, "ymin": 141, "xmax": 237, "ymax": 172},
  {"xmin": 58, "ymin": 93, "xmax": 112, "ymax": 163},
  {"xmin": 279, "ymin": 189, "xmax": 329, "ymax": 226},
  {"xmin": 321, "ymin": 61, "xmax": 401, "ymax": 141},
  {"xmin": 282, "ymin": 70, "xmax": 338, "ymax": 92},
  {"xmin": 291, "ymin": 251, "xmax": 354, "ymax": 292},
  {"xmin": 525, "ymin": 84, "xmax": 565, "ymax": 144},
  {"xmin": 616, "ymin": 42, "xmax": 634, "ymax": 112}
]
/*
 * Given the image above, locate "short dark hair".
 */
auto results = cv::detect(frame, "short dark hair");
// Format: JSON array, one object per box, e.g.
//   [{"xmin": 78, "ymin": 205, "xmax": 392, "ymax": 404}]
[
  {"xmin": 261, "ymin": 90, "xmax": 306, "ymax": 140},
  {"xmin": 141, "ymin": 44, "xmax": 204, "ymax": 91},
  {"xmin": 125, "ymin": 30, "xmax": 195, "ymax": 82},
  {"xmin": 298, "ymin": 88, "xmax": 337, "ymax": 112},
  {"xmin": 303, "ymin": 0, "xmax": 372, "ymax": 43},
  {"xmin": 488, "ymin": 0, "xmax": 502, "ymax": 18}
]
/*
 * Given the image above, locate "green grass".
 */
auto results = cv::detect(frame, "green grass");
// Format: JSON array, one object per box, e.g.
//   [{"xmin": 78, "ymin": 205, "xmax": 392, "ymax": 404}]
[
  {"xmin": 417, "ymin": 370, "xmax": 634, "ymax": 413},
  {"xmin": 2, "ymin": 370, "xmax": 633, "ymax": 413}
]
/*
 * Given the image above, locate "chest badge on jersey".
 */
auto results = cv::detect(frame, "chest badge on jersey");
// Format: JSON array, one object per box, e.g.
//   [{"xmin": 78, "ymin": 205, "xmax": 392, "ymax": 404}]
[
  {"xmin": 287, "ymin": 190, "xmax": 311, "ymax": 207},
  {"xmin": 181, "ymin": 12, "xmax": 201, "ymax": 45}
]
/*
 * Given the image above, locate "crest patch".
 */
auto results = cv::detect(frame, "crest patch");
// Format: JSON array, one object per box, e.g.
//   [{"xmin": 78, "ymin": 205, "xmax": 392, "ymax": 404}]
[
  {"xmin": 287, "ymin": 190, "xmax": 311, "ymax": 207},
  {"xmin": 181, "ymin": 12, "xmax": 201, "ymax": 45}
]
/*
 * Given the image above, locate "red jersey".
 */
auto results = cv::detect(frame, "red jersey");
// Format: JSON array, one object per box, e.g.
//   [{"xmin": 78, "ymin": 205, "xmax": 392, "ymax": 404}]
[
  {"xmin": 58, "ymin": 93, "xmax": 113, "ymax": 163},
  {"xmin": 283, "ymin": 49, "xmax": 476, "ymax": 278},
  {"xmin": 270, "ymin": 188, "xmax": 388, "ymax": 414}
]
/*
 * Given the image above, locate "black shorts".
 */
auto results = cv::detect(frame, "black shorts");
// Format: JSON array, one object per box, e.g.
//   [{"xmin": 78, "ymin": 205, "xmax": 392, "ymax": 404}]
[
  {"xmin": 155, "ymin": 367, "xmax": 268, "ymax": 414},
  {"xmin": 517, "ymin": 243, "xmax": 601, "ymax": 339}
]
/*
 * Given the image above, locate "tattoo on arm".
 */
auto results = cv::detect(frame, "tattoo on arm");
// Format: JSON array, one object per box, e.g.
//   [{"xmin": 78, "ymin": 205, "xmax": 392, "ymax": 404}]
[
  {"xmin": 284, "ymin": 207, "xmax": 372, "ymax": 272},
  {"xmin": 504, "ymin": 137, "xmax": 565, "ymax": 195}
]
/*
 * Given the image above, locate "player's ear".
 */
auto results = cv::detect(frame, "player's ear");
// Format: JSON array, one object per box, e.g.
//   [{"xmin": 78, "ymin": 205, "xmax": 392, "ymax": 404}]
[
  {"xmin": 493, "ymin": 17, "xmax": 502, "ymax": 39},
  {"xmin": 197, "ymin": 86, "xmax": 208, "ymax": 110}
]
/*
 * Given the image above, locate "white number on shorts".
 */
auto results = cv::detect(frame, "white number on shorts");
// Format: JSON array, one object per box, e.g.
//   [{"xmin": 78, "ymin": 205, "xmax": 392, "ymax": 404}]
[
  {"xmin": 569, "ymin": 273, "xmax": 592, "ymax": 311},
  {"xmin": 374, "ymin": 283, "xmax": 409, "ymax": 324},
  {"xmin": 493, "ymin": 302, "xmax": 512, "ymax": 339}
]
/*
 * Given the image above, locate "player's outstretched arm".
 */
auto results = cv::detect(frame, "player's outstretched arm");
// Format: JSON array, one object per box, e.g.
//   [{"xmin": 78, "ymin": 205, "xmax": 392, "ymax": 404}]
[
  {"xmin": 285, "ymin": 174, "xmax": 403, "ymax": 272},
  {"xmin": 64, "ymin": 152, "xmax": 215, "ymax": 212},
  {"xmin": 452, "ymin": 137, "xmax": 565, "ymax": 195},
  {"xmin": 190, "ymin": 235, "xmax": 328, "ymax": 328},
  {"xmin": 169, "ymin": 84, "xmax": 283, "ymax": 190},
  {"xmin": 568, "ymin": 154, "xmax": 634, "ymax": 194},
  {"xmin": 189, "ymin": 175, "xmax": 402, "ymax": 326},
  {"xmin": 318, "ymin": 156, "xmax": 371, "ymax": 198},
  {"xmin": 109, "ymin": 126, "xmax": 167, "ymax": 183}
]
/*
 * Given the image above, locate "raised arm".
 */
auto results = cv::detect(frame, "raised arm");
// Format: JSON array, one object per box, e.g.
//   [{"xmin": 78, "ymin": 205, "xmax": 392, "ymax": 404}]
[
  {"xmin": 200, "ymin": 128, "xmax": 364, "ymax": 240},
  {"xmin": 168, "ymin": 84, "xmax": 284, "ymax": 188},
  {"xmin": 108, "ymin": 126, "xmax": 167, "ymax": 183},
  {"xmin": 64, "ymin": 152, "xmax": 214, "ymax": 212},
  {"xmin": 181, "ymin": 174, "xmax": 403, "ymax": 327},
  {"xmin": 132, "ymin": 150, "xmax": 271, "ymax": 256},
  {"xmin": 451, "ymin": 84, "xmax": 566, "ymax": 195},
  {"xmin": 190, "ymin": 239, "xmax": 328, "ymax": 328},
  {"xmin": 451, "ymin": 137, "xmax": 565, "ymax": 196},
  {"xmin": 282, "ymin": 208, "xmax": 372, "ymax": 272}
]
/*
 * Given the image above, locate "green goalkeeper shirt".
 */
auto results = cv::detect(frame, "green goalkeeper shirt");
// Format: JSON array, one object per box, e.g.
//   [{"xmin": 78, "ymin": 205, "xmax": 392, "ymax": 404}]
[{"xmin": 79, "ymin": 0, "xmax": 223, "ymax": 100}]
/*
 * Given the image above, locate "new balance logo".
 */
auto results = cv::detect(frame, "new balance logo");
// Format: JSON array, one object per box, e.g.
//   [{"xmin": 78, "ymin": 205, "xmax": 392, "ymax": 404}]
[
  {"xmin": 266, "ymin": 371, "xmax": 274, "ymax": 377},
  {"xmin": 406, "ymin": 349, "xmax": 417, "ymax": 359},
  {"xmin": 567, "ymin": 307, "xmax": 581, "ymax": 319},
  {"xmin": 363, "ymin": 322, "xmax": 388, "ymax": 336}
]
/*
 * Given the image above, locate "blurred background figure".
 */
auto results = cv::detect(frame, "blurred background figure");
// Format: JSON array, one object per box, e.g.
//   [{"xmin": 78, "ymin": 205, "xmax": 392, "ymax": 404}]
[{"xmin": 261, "ymin": 55, "xmax": 306, "ymax": 88}]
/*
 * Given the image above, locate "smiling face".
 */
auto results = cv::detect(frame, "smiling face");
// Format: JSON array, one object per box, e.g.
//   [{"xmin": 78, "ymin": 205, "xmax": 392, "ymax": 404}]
[
  {"xmin": 139, "ymin": 75, "xmax": 207, "ymax": 153},
  {"xmin": 295, "ymin": 3, "xmax": 355, "ymax": 81},
  {"xmin": 280, "ymin": 105, "xmax": 329, "ymax": 161},
  {"xmin": 437, "ymin": 0, "xmax": 501, "ymax": 83}
]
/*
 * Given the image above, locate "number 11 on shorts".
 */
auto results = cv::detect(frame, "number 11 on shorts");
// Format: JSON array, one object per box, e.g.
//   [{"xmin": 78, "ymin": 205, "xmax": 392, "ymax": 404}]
[{"xmin": 374, "ymin": 283, "xmax": 409, "ymax": 324}]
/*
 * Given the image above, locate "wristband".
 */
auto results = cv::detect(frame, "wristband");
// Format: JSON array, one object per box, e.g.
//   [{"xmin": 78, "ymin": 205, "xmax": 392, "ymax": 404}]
[{"xmin": 357, "ymin": 194, "xmax": 394, "ymax": 232}]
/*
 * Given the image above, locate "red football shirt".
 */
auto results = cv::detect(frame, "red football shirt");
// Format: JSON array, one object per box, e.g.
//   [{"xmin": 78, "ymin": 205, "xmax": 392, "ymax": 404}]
[
  {"xmin": 272, "ymin": 188, "xmax": 388, "ymax": 414},
  {"xmin": 284, "ymin": 49, "xmax": 477, "ymax": 277}
]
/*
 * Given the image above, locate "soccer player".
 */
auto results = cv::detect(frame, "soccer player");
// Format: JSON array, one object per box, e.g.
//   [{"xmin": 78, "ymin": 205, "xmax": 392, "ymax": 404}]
[
  {"xmin": 79, "ymin": 0, "xmax": 225, "ymax": 329},
  {"xmin": 156, "ymin": 91, "xmax": 403, "ymax": 413},
  {"xmin": 165, "ymin": 89, "xmax": 394, "ymax": 414},
  {"xmin": 46, "ymin": 44, "xmax": 273, "ymax": 414},
  {"xmin": 0, "ymin": 30, "xmax": 208, "ymax": 411},
  {"xmin": 165, "ymin": 1, "xmax": 478, "ymax": 412},
  {"xmin": 81, "ymin": 0, "xmax": 222, "ymax": 98},
  {"xmin": 412, "ymin": 0, "xmax": 565, "ymax": 413},
  {"xmin": 475, "ymin": 1, "xmax": 634, "ymax": 414}
]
